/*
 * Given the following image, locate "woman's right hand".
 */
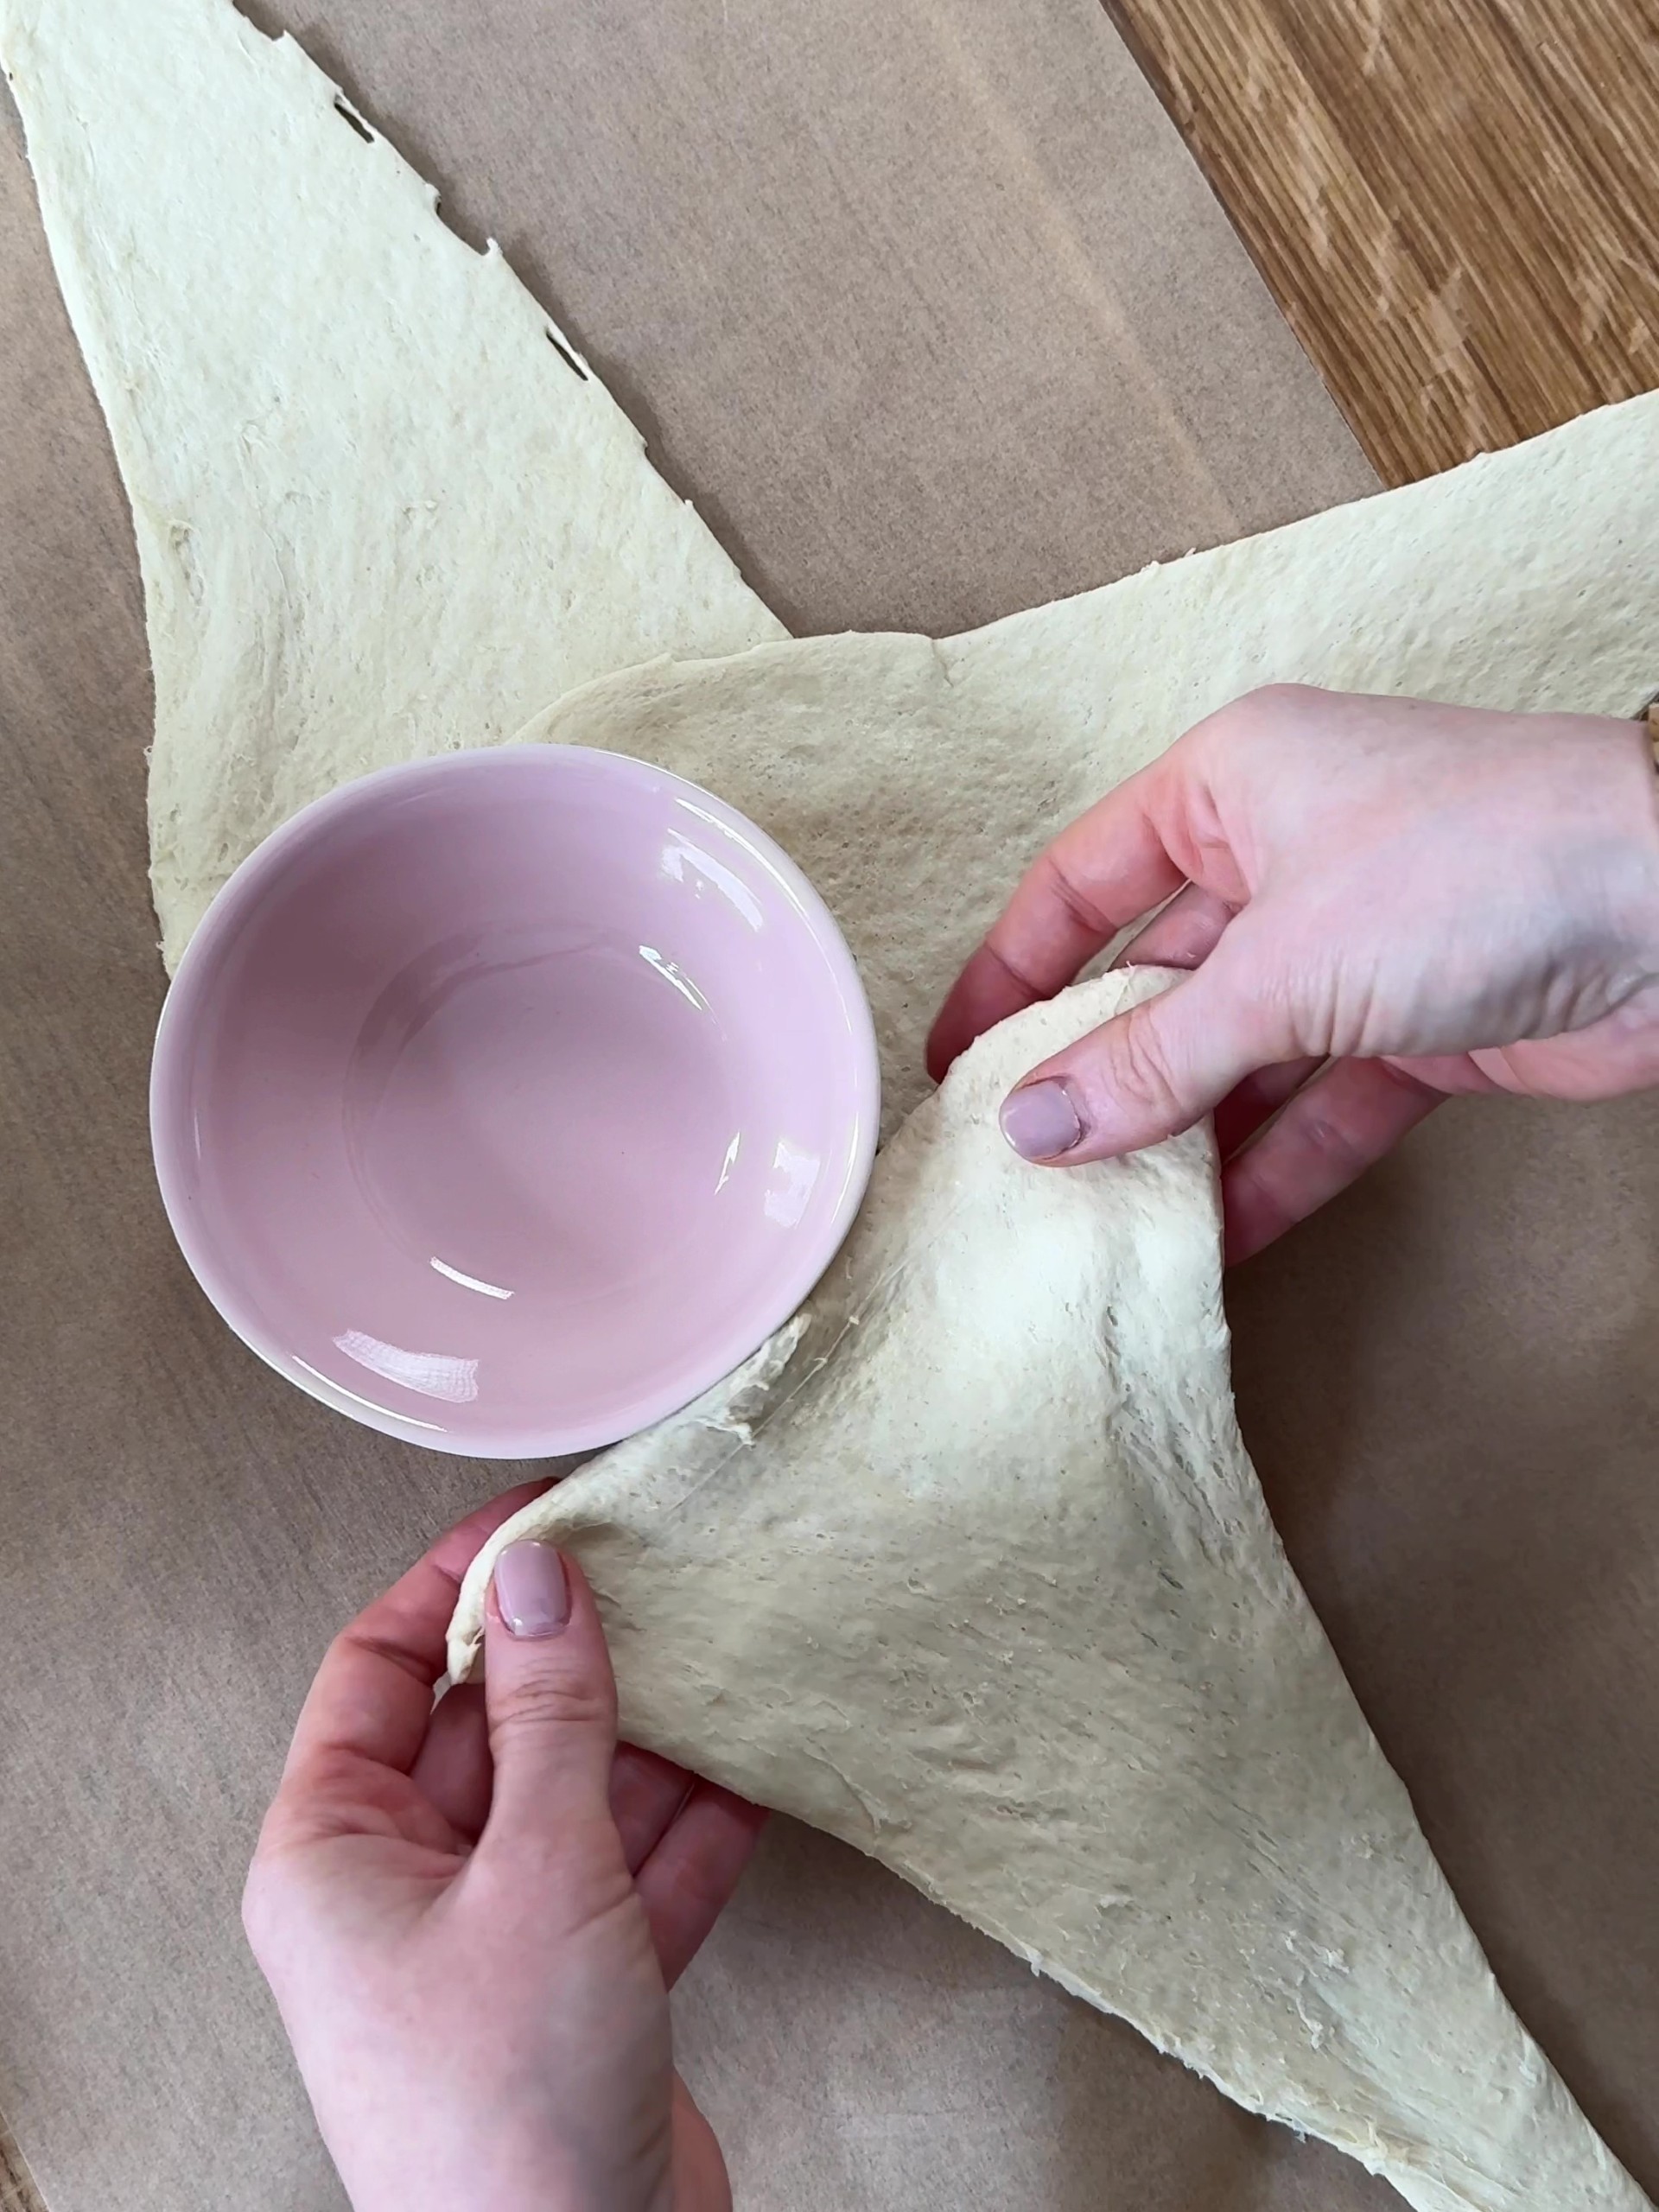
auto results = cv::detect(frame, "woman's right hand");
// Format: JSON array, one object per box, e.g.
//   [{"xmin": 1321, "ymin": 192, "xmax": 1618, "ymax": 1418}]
[{"xmin": 928, "ymin": 686, "xmax": 1659, "ymax": 1262}]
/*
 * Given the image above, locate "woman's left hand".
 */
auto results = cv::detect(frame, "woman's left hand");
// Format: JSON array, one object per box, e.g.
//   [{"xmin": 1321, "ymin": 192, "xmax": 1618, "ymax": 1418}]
[{"xmin": 245, "ymin": 1487, "xmax": 765, "ymax": 2212}]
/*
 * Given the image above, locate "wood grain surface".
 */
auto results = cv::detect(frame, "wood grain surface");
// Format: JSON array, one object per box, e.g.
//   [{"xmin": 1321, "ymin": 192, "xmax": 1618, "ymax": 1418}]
[
  {"xmin": 1106, "ymin": 0, "xmax": 1659, "ymax": 483},
  {"xmin": 0, "ymin": 2126, "xmax": 45, "ymax": 2212}
]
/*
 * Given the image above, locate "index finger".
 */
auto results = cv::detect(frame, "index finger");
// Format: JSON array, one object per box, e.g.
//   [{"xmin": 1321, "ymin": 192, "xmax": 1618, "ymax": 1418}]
[
  {"xmin": 283, "ymin": 1481, "xmax": 550, "ymax": 1787},
  {"xmin": 925, "ymin": 764, "xmax": 1185, "ymax": 1079}
]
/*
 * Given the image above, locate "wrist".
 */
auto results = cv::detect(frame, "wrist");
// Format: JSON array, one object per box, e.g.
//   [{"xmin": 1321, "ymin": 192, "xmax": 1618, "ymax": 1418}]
[
  {"xmin": 345, "ymin": 2151, "xmax": 636, "ymax": 2212},
  {"xmin": 328, "ymin": 2109, "xmax": 658, "ymax": 2212}
]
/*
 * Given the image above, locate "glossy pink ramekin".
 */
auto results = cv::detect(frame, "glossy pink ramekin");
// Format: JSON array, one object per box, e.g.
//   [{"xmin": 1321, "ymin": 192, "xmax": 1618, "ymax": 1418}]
[{"xmin": 151, "ymin": 746, "xmax": 879, "ymax": 1458}]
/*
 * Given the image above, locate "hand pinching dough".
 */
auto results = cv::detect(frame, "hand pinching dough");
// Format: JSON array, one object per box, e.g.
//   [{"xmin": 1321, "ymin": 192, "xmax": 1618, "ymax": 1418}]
[
  {"xmin": 451, "ymin": 972, "xmax": 1647, "ymax": 2212},
  {"xmin": 512, "ymin": 389, "xmax": 1659, "ymax": 1129}
]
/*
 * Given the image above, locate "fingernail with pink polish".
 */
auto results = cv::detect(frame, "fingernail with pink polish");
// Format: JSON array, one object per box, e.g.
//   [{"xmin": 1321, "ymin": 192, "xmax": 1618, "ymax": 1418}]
[
  {"xmin": 493, "ymin": 1541, "xmax": 570, "ymax": 1638},
  {"xmin": 1000, "ymin": 1080, "xmax": 1084, "ymax": 1161}
]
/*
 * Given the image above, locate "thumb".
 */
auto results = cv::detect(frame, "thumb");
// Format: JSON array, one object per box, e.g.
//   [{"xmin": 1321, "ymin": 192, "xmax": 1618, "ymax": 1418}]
[
  {"xmin": 1000, "ymin": 964, "xmax": 1287, "ymax": 1164},
  {"xmin": 480, "ymin": 1541, "xmax": 617, "ymax": 1844}
]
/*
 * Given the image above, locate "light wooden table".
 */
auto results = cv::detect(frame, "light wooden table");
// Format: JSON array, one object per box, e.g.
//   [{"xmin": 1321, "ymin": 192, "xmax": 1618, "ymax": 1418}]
[
  {"xmin": 1108, "ymin": 0, "xmax": 1659, "ymax": 480},
  {"xmin": 2, "ymin": 2126, "xmax": 41, "ymax": 2212}
]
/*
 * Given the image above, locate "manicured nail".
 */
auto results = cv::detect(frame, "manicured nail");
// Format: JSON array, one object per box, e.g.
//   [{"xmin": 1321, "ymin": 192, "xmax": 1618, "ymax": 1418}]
[
  {"xmin": 1000, "ymin": 1079, "xmax": 1084, "ymax": 1161},
  {"xmin": 493, "ymin": 1541, "xmax": 570, "ymax": 1638}
]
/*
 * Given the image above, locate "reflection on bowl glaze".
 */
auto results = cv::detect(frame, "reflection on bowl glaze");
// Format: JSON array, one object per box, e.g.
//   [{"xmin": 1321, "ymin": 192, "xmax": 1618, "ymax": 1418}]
[{"xmin": 150, "ymin": 747, "xmax": 878, "ymax": 1457}]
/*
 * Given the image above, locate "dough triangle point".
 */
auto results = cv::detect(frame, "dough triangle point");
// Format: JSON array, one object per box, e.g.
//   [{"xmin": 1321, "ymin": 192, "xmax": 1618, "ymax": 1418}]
[
  {"xmin": 452, "ymin": 972, "xmax": 1646, "ymax": 2212},
  {"xmin": 0, "ymin": 0, "xmax": 785, "ymax": 966}
]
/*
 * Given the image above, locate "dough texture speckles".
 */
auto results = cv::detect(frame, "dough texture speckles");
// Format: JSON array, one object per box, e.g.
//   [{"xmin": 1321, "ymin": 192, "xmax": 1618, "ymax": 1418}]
[
  {"xmin": 449, "ymin": 973, "xmax": 1647, "ymax": 2212},
  {"xmin": 511, "ymin": 389, "xmax": 1659, "ymax": 1128},
  {"xmin": 0, "ymin": 0, "xmax": 785, "ymax": 969}
]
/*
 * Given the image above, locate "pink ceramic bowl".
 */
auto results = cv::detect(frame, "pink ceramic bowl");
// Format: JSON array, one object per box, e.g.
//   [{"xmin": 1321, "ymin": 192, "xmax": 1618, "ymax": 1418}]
[{"xmin": 151, "ymin": 747, "xmax": 879, "ymax": 1458}]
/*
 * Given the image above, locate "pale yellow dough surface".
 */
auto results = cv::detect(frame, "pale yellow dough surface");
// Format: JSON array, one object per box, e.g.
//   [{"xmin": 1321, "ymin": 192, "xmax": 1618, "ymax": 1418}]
[
  {"xmin": 450, "ymin": 973, "xmax": 1646, "ymax": 2212},
  {"xmin": 0, "ymin": 0, "xmax": 785, "ymax": 970}
]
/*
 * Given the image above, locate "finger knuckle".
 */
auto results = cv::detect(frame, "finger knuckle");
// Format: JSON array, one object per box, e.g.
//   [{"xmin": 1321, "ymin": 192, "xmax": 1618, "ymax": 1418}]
[
  {"xmin": 1241, "ymin": 680, "xmax": 1323, "ymax": 721},
  {"xmin": 1033, "ymin": 851, "xmax": 1109, "ymax": 941},
  {"xmin": 492, "ymin": 1670, "xmax": 613, "ymax": 1740},
  {"xmin": 1109, "ymin": 1011, "xmax": 1185, "ymax": 1122},
  {"xmin": 240, "ymin": 1857, "xmax": 289, "ymax": 1958},
  {"xmin": 1295, "ymin": 1108, "xmax": 1367, "ymax": 1177},
  {"xmin": 1202, "ymin": 682, "xmax": 1321, "ymax": 756},
  {"xmin": 239, "ymin": 1868, "xmax": 270, "ymax": 1949}
]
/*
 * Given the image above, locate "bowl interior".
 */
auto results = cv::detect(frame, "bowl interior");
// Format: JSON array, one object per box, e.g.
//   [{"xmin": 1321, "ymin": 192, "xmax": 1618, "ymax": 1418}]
[{"xmin": 153, "ymin": 747, "xmax": 878, "ymax": 1455}]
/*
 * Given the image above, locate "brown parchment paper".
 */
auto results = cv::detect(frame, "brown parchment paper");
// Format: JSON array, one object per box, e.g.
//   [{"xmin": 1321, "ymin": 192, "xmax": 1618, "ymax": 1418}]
[{"xmin": 1, "ymin": 3, "xmax": 1652, "ymax": 2209}]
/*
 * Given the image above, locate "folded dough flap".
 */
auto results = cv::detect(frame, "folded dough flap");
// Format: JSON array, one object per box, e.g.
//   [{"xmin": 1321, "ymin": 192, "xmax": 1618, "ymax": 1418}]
[{"xmin": 450, "ymin": 971, "xmax": 1643, "ymax": 2212}]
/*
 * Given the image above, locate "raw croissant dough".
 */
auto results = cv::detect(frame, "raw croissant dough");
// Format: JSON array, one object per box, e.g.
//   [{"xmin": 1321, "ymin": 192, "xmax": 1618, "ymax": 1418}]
[
  {"xmin": 0, "ymin": 0, "xmax": 783, "ymax": 971},
  {"xmin": 510, "ymin": 391, "xmax": 1659, "ymax": 1130},
  {"xmin": 449, "ymin": 971, "xmax": 1643, "ymax": 2212},
  {"xmin": 7, "ymin": 0, "xmax": 1655, "ymax": 2201}
]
